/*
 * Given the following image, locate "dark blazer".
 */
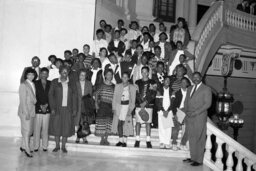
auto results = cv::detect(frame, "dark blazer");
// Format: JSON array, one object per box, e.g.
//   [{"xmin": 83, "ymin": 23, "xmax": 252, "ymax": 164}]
[
  {"xmin": 151, "ymin": 72, "xmax": 166, "ymax": 90},
  {"xmin": 104, "ymin": 63, "xmax": 122, "ymax": 84},
  {"xmin": 35, "ymin": 80, "xmax": 51, "ymax": 114},
  {"xmin": 108, "ymin": 40, "xmax": 126, "ymax": 56},
  {"xmin": 171, "ymin": 89, "xmax": 186, "ymax": 115},
  {"xmin": 88, "ymin": 69, "xmax": 103, "ymax": 92},
  {"xmin": 155, "ymin": 86, "xmax": 174, "ymax": 112},
  {"xmin": 125, "ymin": 48, "xmax": 136, "ymax": 56},
  {"xmin": 74, "ymin": 80, "xmax": 93, "ymax": 126},
  {"xmin": 20, "ymin": 67, "xmax": 40, "ymax": 83},
  {"xmin": 48, "ymin": 78, "xmax": 77, "ymax": 116}
]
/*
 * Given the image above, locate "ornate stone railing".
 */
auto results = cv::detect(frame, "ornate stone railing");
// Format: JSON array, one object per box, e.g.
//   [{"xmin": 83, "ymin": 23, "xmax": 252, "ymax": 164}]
[
  {"xmin": 193, "ymin": 0, "xmax": 256, "ymax": 72},
  {"xmin": 193, "ymin": 1, "xmax": 224, "ymax": 71},
  {"xmin": 205, "ymin": 119, "xmax": 256, "ymax": 171}
]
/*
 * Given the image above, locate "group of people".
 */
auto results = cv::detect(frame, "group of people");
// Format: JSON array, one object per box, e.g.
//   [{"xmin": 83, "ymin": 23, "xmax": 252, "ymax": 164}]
[
  {"xmin": 237, "ymin": 0, "xmax": 256, "ymax": 15},
  {"xmin": 18, "ymin": 18, "xmax": 212, "ymax": 166}
]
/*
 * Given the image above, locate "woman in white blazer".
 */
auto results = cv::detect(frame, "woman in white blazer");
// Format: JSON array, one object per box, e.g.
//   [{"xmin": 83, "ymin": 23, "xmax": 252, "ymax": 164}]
[{"xmin": 18, "ymin": 68, "xmax": 37, "ymax": 157}]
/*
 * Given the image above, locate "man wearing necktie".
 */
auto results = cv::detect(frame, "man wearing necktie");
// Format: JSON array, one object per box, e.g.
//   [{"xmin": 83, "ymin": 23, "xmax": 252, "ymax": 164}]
[{"xmin": 183, "ymin": 72, "xmax": 212, "ymax": 166}]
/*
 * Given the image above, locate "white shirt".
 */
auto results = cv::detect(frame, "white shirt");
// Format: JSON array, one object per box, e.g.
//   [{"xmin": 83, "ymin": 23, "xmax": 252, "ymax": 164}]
[
  {"xmin": 80, "ymin": 80, "xmax": 85, "ymax": 96},
  {"xmin": 114, "ymin": 40, "xmax": 119, "ymax": 48},
  {"xmin": 32, "ymin": 67, "xmax": 40, "ymax": 80},
  {"xmin": 48, "ymin": 66, "xmax": 60, "ymax": 81},
  {"xmin": 163, "ymin": 87, "xmax": 170, "ymax": 111},
  {"xmin": 58, "ymin": 77, "xmax": 69, "ymax": 107},
  {"xmin": 26, "ymin": 79, "xmax": 35, "ymax": 95},
  {"xmin": 168, "ymin": 50, "xmax": 184, "ymax": 76},
  {"xmin": 91, "ymin": 68, "xmax": 100, "ymax": 86},
  {"xmin": 190, "ymin": 82, "xmax": 202, "ymax": 97},
  {"xmin": 141, "ymin": 40, "xmax": 150, "ymax": 51},
  {"xmin": 180, "ymin": 88, "xmax": 187, "ymax": 109},
  {"xmin": 159, "ymin": 42, "xmax": 165, "ymax": 60},
  {"xmin": 131, "ymin": 49, "xmax": 136, "ymax": 56},
  {"xmin": 91, "ymin": 39, "xmax": 108, "ymax": 58}
]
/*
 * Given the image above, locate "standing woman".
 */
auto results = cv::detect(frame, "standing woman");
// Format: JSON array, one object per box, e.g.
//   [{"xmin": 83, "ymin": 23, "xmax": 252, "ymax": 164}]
[
  {"xmin": 112, "ymin": 72, "xmax": 136, "ymax": 147},
  {"xmin": 75, "ymin": 69, "xmax": 93, "ymax": 144},
  {"xmin": 48, "ymin": 65, "xmax": 77, "ymax": 153},
  {"xmin": 18, "ymin": 68, "xmax": 37, "ymax": 157},
  {"xmin": 95, "ymin": 69, "xmax": 115, "ymax": 145}
]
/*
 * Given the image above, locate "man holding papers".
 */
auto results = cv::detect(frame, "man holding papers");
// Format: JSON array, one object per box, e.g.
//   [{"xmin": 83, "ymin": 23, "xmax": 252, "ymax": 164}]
[
  {"xmin": 183, "ymin": 72, "xmax": 212, "ymax": 166},
  {"xmin": 155, "ymin": 76, "xmax": 174, "ymax": 149}
]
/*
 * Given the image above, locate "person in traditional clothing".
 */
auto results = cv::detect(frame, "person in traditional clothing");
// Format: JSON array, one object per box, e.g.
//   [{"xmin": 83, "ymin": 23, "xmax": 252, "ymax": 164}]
[
  {"xmin": 74, "ymin": 69, "xmax": 93, "ymax": 144},
  {"xmin": 95, "ymin": 69, "xmax": 115, "ymax": 145},
  {"xmin": 18, "ymin": 68, "xmax": 37, "ymax": 158},
  {"xmin": 155, "ymin": 76, "xmax": 174, "ymax": 149},
  {"xmin": 111, "ymin": 72, "xmax": 136, "ymax": 147},
  {"xmin": 48, "ymin": 65, "xmax": 77, "ymax": 153},
  {"xmin": 134, "ymin": 66, "xmax": 157, "ymax": 148}
]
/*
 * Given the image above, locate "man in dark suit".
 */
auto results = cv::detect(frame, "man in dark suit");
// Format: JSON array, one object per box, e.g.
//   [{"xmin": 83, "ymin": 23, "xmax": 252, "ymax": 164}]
[
  {"xmin": 107, "ymin": 30, "xmax": 126, "ymax": 57},
  {"xmin": 183, "ymin": 72, "xmax": 212, "ymax": 166},
  {"xmin": 20, "ymin": 56, "xmax": 41, "ymax": 83}
]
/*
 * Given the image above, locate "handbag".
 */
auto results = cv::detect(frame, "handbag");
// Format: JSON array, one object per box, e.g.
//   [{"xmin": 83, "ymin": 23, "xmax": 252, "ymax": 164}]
[
  {"xmin": 77, "ymin": 121, "xmax": 91, "ymax": 138},
  {"xmin": 139, "ymin": 108, "xmax": 149, "ymax": 122}
]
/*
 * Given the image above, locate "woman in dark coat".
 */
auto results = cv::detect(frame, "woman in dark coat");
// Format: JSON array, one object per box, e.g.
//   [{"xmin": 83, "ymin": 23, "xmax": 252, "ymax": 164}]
[
  {"xmin": 48, "ymin": 65, "xmax": 77, "ymax": 153},
  {"xmin": 95, "ymin": 69, "xmax": 115, "ymax": 145},
  {"xmin": 74, "ymin": 69, "xmax": 93, "ymax": 144}
]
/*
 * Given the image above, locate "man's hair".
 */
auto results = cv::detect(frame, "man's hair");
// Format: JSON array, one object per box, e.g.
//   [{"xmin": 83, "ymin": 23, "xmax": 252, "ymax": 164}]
[{"xmin": 141, "ymin": 66, "xmax": 150, "ymax": 72}]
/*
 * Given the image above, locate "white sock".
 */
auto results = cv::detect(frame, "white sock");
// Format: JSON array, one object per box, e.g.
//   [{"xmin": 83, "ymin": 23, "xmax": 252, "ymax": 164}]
[
  {"xmin": 123, "ymin": 137, "xmax": 127, "ymax": 143},
  {"xmin": 146, "ymin": 136, "xmax": 151, "ymax": 142},
  {"xmin": 119, "ymin": 137, "xmax": 123, "ymax": 142},
  {"xmin": 136, "ymin": 136, "xmax": 140, "ymax": 141}
]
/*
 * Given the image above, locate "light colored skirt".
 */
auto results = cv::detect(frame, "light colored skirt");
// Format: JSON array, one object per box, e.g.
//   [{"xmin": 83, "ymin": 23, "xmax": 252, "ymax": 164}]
[{"xmin": 135, "ymin": 107, "xmax": 153, "ymax": 124}]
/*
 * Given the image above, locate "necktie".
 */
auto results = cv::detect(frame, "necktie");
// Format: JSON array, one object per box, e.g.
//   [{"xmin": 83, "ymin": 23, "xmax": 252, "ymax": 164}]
[{"xmin": 190, "ymin": 84, "xmax": 197, "ymax": 98}]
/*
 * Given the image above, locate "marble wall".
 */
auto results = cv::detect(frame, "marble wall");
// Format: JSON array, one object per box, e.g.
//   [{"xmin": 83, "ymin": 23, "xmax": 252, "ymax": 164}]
[{"xmin": 0, "ymin": 0, "xmax": 96, "ymax": 92}]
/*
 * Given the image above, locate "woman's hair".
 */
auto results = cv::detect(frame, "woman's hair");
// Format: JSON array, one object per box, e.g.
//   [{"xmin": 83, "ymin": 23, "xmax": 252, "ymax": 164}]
[
  {"xmin": 91, "ymin": 58, "xmax": 102, "ymax": 68},
  {"xmin": 59, "ymin": 65, "xmax": 70, "ymax": 74},
  {"xmin": 41, "ymin": 67, "xmax": 49, "ymax": 73},
  {"xmin": 181, "ymin": 77, "xmax": 191, "ymax": 87},
  {"xmin": 104, "ymin": 69, "xmax": 114, "ymax": 77},
  {"xmin": 78, "ymin": 68, "xmax": 87, "ymax": 77},
  {"xmin": 100, "ymin": 47, "xmax": 108, "ymax": 57},
  {"xmin": 48, "ymin": 55, "xmax": 56, "ymax": 62},
  {"xmin": 24, "ymin": 68, "xmax": 37, "ymax": 81},
  {"xmin": 122, "ymin": 71, "xmax": 130, "ymax": 78},
  {"xmin": 175, "ymin": 64, "xmax": 187, "ymax": 75},
  {"xmin": 78, "ymin": 53, "xmax": 86, "ymax": 60}
]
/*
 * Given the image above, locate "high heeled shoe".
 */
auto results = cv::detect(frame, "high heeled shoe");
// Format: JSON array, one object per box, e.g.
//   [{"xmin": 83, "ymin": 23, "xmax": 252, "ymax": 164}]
[
  {"xmin": 24, "ymin": 150, "xmax": 33, "ymax": 158},
  {"xmin": 20, "ymin": 147, "xmax": 25, "ymax": 152}
]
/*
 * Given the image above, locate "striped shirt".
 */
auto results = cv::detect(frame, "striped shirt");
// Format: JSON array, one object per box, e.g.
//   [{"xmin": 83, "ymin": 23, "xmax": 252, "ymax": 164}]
[
  {"xmin": 95, "ymin": 83, "xmax": 115, "ymax": 104},
  {"xmin": 84, "ymin": 55, "xmax": 94, "ymax": 69},
  {"xmin": 171, "ymin": 78, "xmax": 182, "ymax": 94}
]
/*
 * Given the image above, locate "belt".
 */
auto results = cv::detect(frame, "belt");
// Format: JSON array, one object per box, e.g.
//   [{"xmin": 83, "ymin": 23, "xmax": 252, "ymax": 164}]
[{"xmin": 121, "ymin": 100, "xmax": 129, "ymax": 105}]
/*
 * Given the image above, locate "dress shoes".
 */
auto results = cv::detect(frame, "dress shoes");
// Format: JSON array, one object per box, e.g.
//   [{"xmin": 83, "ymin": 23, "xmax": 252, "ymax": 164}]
[
  {"xmin": 61, "ymin": 147, "xmax": 68, "ymax": 153},
  {"xmin": 43, "ymin": 149, "xmax": 48, "ymax": 152},
  {"xmin": 34, "ymin": 149, "xmax": 39, "ymax": 152},
  {"xmin": 191, "ymin": 162, "xmax": 202, "ymax": 166},
  {"xmin": 116, "ymin": 142, "xmax": 123, "ymax": 147},
  {"xmin": 24, "ymin": 151, "xmax": 33, "ymax": 158},
  {"xmin": 134, "ymin": 141, "xmax": 140, "ymax": 148},
  {"xmin": 146, "ymin": 141, "xmax": 152, "ymax": 148},
  {"xmin": 20, "ymin": 147, "xmax": 25, "ymax": 152},
  {"xmin": 122, "ymin": 143, "xmax": 127, "ymax": 147},
  {"xmin": 183, "ymin": 158, "xmax": 193, "ymax": 163},
  {"xmin": 52, "ymin": 147, "xmax": 60, "ymax": 152}
]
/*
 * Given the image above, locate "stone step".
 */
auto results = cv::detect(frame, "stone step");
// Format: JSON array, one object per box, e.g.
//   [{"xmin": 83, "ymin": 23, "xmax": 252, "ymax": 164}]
[{"xmin": 48, "ymin": 139, "xmax": 190, "ymax": 158}]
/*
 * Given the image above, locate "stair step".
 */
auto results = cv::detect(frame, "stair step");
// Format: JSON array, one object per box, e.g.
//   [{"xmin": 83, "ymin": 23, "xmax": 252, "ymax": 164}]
[{"xmin": 48, "ymin": 140, "xmax": 190, "ymax": 158}]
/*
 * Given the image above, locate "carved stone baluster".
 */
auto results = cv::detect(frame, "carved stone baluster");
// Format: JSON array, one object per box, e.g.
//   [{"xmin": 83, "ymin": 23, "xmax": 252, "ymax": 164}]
[
  {"xmin": 215, "ymin": 138, "xmax": 224, "ymax": 169},
  {"xmin": 205, "ymin": 130, "xmax": 212, "ymax": 161},
  {"xmin": 244, "ymin": 158, "xmax": 253, "ymax": 171},
  {"xmin": 235, "ymin": 151, "xmax": 244, "ymax": 171},
  {"xmin": 226, "ymin": 145, "xmax": 235, "ymax": 171}
]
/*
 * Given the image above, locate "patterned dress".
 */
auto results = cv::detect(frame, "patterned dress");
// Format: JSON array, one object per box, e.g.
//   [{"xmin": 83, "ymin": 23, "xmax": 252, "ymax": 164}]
[{"xmin": 95, "ymin": 83, "xmax": 115, "ymax": 136}]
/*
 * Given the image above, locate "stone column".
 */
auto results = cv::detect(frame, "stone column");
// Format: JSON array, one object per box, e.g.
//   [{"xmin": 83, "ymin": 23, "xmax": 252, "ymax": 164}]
[
  {"xmin": 136, "ymin": 0, "xmax": 155, "ymax": 26},
  {"xmin": 175, "ymin": 0, "xmax": 184, "ymax": 21},
  {"xmin": 188, "ymin": 0, "xmax": 198, "ymax": 34}
]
